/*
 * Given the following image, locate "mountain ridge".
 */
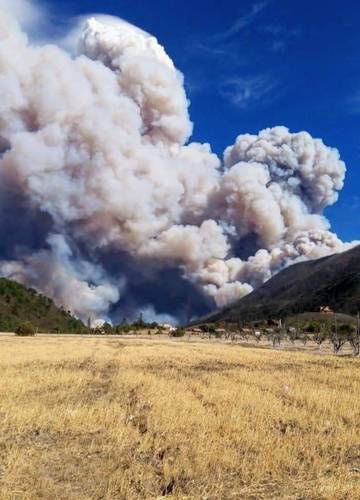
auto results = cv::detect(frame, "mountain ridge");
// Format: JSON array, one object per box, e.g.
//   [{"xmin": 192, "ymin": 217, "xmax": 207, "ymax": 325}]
[{"xmin": 202, "ymin": 245, "xmax": 360, "ymax": 324}]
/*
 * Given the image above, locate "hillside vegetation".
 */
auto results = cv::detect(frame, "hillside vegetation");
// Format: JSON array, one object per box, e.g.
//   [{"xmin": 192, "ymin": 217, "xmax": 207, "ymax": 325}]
[
  {"xmin": 0, "ymin": 278, "xmax": 84, "ymax": 332},
  {"xmin": 286, "ymin": 311, "xmax": 357, "ymax": 328},
  {"xmin": 207, "ymin": 245, "xmax": 360, "ymax": 324},
  {"xmin": 0, "ymin": 337, "xmax": 358, "ymax": 499}
]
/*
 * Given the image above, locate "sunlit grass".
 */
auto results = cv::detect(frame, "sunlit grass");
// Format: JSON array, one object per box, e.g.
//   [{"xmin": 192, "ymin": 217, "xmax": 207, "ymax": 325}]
[{"xmin": 0, "ymin": 336, "xmax": 359, "ymax": 499}]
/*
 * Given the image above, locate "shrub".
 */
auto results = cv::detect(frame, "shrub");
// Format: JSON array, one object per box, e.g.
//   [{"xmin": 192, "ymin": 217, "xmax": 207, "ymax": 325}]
[
  {"xmin": 306, "ymin": 322, "xmax": 321, "ymax": 333},
  {"xmin": 170, "ymin": 328, "xmax": 185, "ymax": 337},
  {"xmin": 338, "ymin": 324, "xmax": 355, "ymax": 335},
  {"xmin": 15, "ymin": 322, "xmax": 35, "ymax": 336},
  {"xmin": 313, "ymin": 330, "xmax": 327, "ymax": 346},
  {"xmin": 103, "ymin": 322, "xmax": 114, "ymax": 334},
  {"xmin": 200, "ymin": 324, "xmax": 215, "ymax": 334},
  {"xmin": 116, "ymin": 324, "xmax": 132, "ymax": 334}
]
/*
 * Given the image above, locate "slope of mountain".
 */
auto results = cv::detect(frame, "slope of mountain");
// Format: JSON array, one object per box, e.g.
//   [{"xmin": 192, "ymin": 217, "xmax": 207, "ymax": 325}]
[
  {"xmin": 205, "ymin": 245, "xmax": 360, "ymax": 324},
  {"xmin": 0, "ymin": 278, "xmax": 84, "ymax": 332}
]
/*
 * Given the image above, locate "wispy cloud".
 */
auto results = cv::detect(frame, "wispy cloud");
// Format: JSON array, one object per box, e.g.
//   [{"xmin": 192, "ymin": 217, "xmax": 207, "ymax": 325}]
[
  {"xmin": 190, "ymin": 41, "xmax": 231, "ymax": 59},
  {"xmin": 349, "ymin": 196, "xmax": 360, "ymax": 210},
  {"xmin": 215, "ymin": 1, "xmax": 269, "ymax": 41},
  {"xmin": 262, "ymin": 25, "xmax": 302, "ymax": 53},
  {"xmin": 219, "ymin": 75, "xmax": 278, "ymax": 109},
  {"xmin": 270, "ymin": 39, "xmax": 287, "ymax": 52},
  {"xmin": 184, "ymin": 1, "xmax": 290, "ymax": 106},
  {"xmin": 348, "ymin": 91, "xmax": 360, "ymax": 114}
]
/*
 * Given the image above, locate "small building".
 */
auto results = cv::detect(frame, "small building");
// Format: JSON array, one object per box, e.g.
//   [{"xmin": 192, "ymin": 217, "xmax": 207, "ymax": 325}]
[
  {"xmin": 241, "ymin": 328, "xmax": 252, "ymax": 334},
  {"xmin": 320, "ymin": 306, "xmax": 334, "ymax": 314},
  {"xmin": 161, "ymin": 323, "xmax": 176, "ymax": 332}
]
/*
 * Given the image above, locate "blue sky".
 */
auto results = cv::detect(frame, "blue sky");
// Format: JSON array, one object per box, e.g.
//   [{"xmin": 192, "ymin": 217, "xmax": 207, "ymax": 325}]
[{"xmin": 46, "ymin": 0, "xmax": 359, "ymax": 241}]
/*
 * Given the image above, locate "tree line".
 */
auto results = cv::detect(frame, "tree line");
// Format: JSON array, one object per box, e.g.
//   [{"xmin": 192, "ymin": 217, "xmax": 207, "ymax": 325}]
[{"xmin": 197, "ymin": 317, "xmax": 360, "ymax": 355}]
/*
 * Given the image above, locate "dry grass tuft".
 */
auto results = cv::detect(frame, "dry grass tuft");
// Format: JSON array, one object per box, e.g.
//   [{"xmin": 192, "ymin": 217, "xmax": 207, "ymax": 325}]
[{"xmin": 0, "ymin": 336, "xmax": 359, "ymax": 499}]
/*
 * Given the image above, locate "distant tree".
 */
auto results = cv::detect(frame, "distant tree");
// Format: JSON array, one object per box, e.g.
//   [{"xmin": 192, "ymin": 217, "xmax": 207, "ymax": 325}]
[
  {"xmin": 213, "ymin": 329, "xmax": 222, "ymax": 339},
  {"xmin": 239, "ymin": 328, "xmax": 249, "ymax": 341},
  {"xmin": 329, "ymin": 332, "xmax": 347, "ymax": 355},
  {"xmin": 328, "ymin": 317, "xmax": 348, "ymax": 355},
  {"xmin": 67, "ymin": 318, "xmax": 84, "ymax": 333},
  {"xmin": 306, "ymin": 322, "xmax": 321, "ymax": 334},
  {"xmin": 169, "ymin": 328, "xmax": 185, "ymax": 337},
  {"xmin": 133, "ymin": 313, "xmax": 145, "ymax": 328},
  {"xmin": 103, "ymin": 322, "xmax": 113, "ymax": 335},
  {"xmin": 346, "ymin": 328, "xmax": 359, "ymax": 356},
  {"xmin": 272, "ymin": 332, "xmax": 282, "ymax": 348},
  {"xmin": 199, "ymin": 324, "xmax": 216, "ymax": 339},
  {"xmin": 115, "ymin": 324, "xmax": 124, "ymax": 335},
  {"xmin": 118, "ymin": 323, "xmax": 133, "ymax": 334},
  {"xmin": 263, "ymin": 329, "xmax": 274, "ymax": 345},
  {"xmin": 313, "ymin": 329, "xmax": 328, "ymax": 350},
  {"xmin": 301, "ymin": 334, "xmax": 309, "ymax": 346},
  {"xmin": 15, "ymin": 322, "xmax": 35, "ymax": 336},
  {"xmin": 287, "ymin": 327, "xmax": 298, "ymax": 345},
  {"xmin": 230, "ymin": 329, "xmax": 236, "ymax": 343},
  {"xmin": 338, "ymin": 324, "xmax": 354, "ymax": 335}
]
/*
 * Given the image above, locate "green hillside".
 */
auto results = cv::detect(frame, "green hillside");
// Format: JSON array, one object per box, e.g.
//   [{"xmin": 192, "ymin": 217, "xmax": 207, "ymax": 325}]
[
  {"xmin": 286, "ymin": 312, "xmax": 358, "ymax": 328},
  {"xmin": 0, "ymin": 278, "xmax": 84, "ymax": 333}
]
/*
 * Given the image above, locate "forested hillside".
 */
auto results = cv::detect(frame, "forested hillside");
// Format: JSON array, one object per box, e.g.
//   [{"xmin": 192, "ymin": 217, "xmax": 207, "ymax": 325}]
[{"xmin": 0, "ymin": 278, "xmax": 84, "ymax": 332}]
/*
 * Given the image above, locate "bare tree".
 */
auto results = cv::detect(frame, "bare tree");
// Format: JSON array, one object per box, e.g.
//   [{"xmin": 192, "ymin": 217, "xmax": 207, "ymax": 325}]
[
  {"xmin": 301, "ymin": 334, "xmax": 308, "ymax": 346},
  {"xmin": 329, "ymin": 314, "xmax": 347, "ymax": 355},
  {"xmin": 287, "ymin": 326, "xmax": 297, "ymax": 345},
  {"xmin": 313, "ymin": 328, "xmax": 327, "ymax": 352},
  {"xmin": 265, "ymin": 328, "xmax": 274, "ymax": 346},
  {"xmin": 240, "ymin": 327, "xmax": 252, "ymax": 341},
  {"xmin": 271, "ymin": 329, "xmax": 282, "ymax": 348},
  {"xmin": 330, "ymin": 332, "xmax": 347, "ymax": 354},
  {"xmin": 355, "ymin": 312, "xmax": 360, "ymax": 356},
  {"xmin": 347, "ymin": 331, "xmax": 360, "ymax": 356},
  {"xmin": 340, "ymin": 323, "xmax": 359, "ymax": 356}
]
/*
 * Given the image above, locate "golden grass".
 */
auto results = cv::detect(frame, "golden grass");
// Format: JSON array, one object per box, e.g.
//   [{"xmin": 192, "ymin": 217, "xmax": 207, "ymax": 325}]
[{"xmin": 0, "ymin": 336, "xmax": 359, "ymax": 499}]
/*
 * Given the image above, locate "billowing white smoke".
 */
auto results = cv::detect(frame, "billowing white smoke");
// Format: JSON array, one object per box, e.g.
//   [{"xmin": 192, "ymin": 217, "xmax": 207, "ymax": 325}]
[
  {"xmin": 1, "ymin": 234, "xmax": 121, "ymax": 319},
  {"xmin": 0, "ymin": 1, "xmax": 356, "ymax": 322},
  {"xmin": 79, "ymin": 17, "xmax": 192, "ymax": 144}
]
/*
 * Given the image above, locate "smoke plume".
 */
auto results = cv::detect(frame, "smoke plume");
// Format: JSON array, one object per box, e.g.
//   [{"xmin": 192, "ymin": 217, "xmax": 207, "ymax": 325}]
[{"xmin": 0, "ymin": 1, "xmax": 357, "ymax": 323}]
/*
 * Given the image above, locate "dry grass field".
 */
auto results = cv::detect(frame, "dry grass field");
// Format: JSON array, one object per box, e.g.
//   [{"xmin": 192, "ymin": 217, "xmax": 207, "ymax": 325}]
[{"xmin": 0, "ymin": 336, "xmax": 359, "ymax": 499}]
